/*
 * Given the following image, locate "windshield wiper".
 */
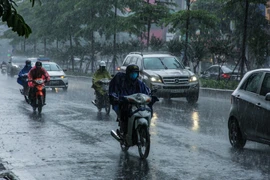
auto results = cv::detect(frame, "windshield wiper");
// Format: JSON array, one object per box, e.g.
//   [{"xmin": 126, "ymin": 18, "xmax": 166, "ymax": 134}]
[{"xmin": 158, "ymin": 58, "xmax": 168, "ymax": 69}]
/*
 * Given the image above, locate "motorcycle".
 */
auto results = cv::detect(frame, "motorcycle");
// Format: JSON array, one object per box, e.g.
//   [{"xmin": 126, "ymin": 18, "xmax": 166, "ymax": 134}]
[
  {"xmin": 19, "ymin": 73, "xmax": 30, "ymax": 104},
  {"xmin": 28, "ymin": 78, "xmax": 46, "ymax": 114},
  {"xmin": 91, "ymin": 78, "xmax": 111, "ymax": 114},
  {"xmin": 110, "ymin": 92, "xmax": 159, "ymax": 159},
  {"xmin": 1, "ymin": 64, "xmax": 7, "ymax": 74}
]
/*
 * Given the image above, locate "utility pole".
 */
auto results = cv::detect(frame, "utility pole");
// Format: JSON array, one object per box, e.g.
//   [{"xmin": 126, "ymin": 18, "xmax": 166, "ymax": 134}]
[
  {"xmin": 112, "ymin": 0, "xmax": 117, "ymax": 75},
  {"xmin": 183, "ymin": 0, "xmax": 190, "ymax": 66},
  {"xmin": 240, "ymin": 0, "xmax": 249, "ymax": 79}
]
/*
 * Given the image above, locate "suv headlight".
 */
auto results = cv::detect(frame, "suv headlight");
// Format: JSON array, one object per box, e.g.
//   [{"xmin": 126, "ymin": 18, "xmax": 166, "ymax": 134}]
[
  {"xmin": 150, "ymin": 76, "xmax": 162, "ymax": 82},
  {"xmin": 189, "ymin": 75, "xmax": 198, "ymax": 82}
]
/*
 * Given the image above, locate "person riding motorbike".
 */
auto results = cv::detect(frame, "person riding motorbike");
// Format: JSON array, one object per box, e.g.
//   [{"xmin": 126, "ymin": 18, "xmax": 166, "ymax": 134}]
[
  {"xmin": 109, "ymin": 64, "xmax": 151, "ymax": 137},
  {"xmin": 17, "ymin": 60, "xmax": 32, "ymax": 95},
  {"xmin": 92, "ymin": 61, "xmax": 111, "ymax": 103},
  {"xmin": 28, "ymin": 61, "xmax": 50, "ymax": 105}
]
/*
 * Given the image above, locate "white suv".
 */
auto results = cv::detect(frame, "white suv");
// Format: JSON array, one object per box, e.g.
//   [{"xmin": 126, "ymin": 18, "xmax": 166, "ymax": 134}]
[{"xmin": 120, "ymin": 52, "xmax": 200, "ymax": 104}]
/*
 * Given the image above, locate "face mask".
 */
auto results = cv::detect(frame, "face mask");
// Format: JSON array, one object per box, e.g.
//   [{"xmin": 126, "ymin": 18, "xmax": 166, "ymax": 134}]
[
  {"xmin": 129, "ymin": 72, "xmax": 138, "ymax": 81},
  {"xmin": 26, "ymin": 64, "xmax": 31, "ymax": 67},
  {"xmin": 100, "ymin": 66, "xmax": 105, "ymax": 71}
]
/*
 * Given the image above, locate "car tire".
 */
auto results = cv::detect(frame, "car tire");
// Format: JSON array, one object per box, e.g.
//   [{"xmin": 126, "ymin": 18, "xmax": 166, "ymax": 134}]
[
  {"xmin": 229, "ymin": 119, "xmax": 246, "ymax": 149},
  {"xmin": 63, "ymin": 87, "xmax": 68, "ymax": 91},
  {"xmin": 186, "ymin": 93, "xmax": 199, "ymax": 104}
]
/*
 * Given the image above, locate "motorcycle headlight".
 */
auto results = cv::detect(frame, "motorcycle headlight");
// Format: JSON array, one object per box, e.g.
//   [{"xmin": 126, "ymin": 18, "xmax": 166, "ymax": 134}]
[
  {"xmin": 189, "ymin": 75, "xmax": 198, "ymax": 82},
  {"xmin": 150, "ymin": 76, "xmax": 162, "ymax": 82}
]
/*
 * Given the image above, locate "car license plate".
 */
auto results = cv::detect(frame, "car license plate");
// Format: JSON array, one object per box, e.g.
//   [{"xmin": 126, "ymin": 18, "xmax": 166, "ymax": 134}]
[
  {"xmin": 50, "ymin": 81, "xmax": 59, "ymax": 85},
  {"xmin": 170, "ymin": 89, "xmax": 184, "ymax": 93}
]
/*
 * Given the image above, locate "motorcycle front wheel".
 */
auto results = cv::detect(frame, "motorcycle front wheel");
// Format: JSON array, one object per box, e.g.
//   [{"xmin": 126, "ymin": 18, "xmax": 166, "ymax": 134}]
[
  {"xmin": 105, "ymin": 104, "xmax": 110, "ymax": 115},
  {"xmin": 24, "ymin": 95, "xmax": 29, "ymax": 104},
  {"xmin": 37, "ymin": 96, "xmax": 43, "ymax": 114},
  {"xmin": 137, "ymin": 125, "xmax": 150, "ymax": 159}
]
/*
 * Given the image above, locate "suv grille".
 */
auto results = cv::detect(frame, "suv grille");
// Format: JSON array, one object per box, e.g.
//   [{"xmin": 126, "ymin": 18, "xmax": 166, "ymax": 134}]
[{"xmin": 162, "ymin": 76, "xmax": 189, "ymax": 84}]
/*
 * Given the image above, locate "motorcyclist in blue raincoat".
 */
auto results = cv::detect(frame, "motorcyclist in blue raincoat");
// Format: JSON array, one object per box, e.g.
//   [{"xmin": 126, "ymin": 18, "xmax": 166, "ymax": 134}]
[
  {"xmin": 109, "ymin": 64, "xmax": 151, "ymax": 136},
  {"xmin": 17, "ymin": 60, "xmax": 32, "ymax": 95}
]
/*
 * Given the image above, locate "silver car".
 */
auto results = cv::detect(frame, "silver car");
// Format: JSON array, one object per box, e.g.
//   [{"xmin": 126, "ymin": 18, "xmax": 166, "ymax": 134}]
[
  {"xmin": 228, "ymin": 68, "xmax": 270, "ymax": 149},
  {"xmin": 120, "ymin": 52, "xmax": 200, "ymax": 104},
  {"xmin": 41, "ymin": 61, "xmax": 69, "ymax": 91}
]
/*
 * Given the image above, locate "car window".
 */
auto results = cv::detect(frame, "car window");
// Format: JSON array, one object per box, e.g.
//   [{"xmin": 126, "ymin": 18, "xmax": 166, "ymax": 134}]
[
  {"xmin": 221, "ymin": 66, "xmax": 232, "ymax": 73},
  {"xmin": 242, "ymin": 72, "xmax": 263, "ymax": 93},
  {"xmin": 260, "ymin": 73, "xmax": 270, "ymax": 96},
  {"xmin": 143, "ymin": 57, "xmax": 184, "ymax": 70},
  {"xmin": 43, "ymin": 63, "xmax": 62, "ymax": 71},
  {"xmin": 136, "ymin": 58, "xmax": 142, "ymax": 69},
  {"xmin": 130, "ymin": 56, "xmax": 138, "ymax": 64},
  {"xmin": 123, "ymin": 56, "xmax": 131, "ymax": 66},
  {"xmin": 11, "ymin": 57, "xmax": 27, "ymax": 63}
]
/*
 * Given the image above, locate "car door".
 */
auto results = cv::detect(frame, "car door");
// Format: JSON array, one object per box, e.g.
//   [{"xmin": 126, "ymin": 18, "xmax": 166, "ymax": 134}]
[
  {"xmin": 210, "ymin": 66, "xmax": 220, "ymax": 80},
  {"xmin": 239, "ymin": 72, "xmax": 264, "ymax": 138},
  {"xmin": 258, "ymin": 73, "xmax": 270, "ymax": 140}
]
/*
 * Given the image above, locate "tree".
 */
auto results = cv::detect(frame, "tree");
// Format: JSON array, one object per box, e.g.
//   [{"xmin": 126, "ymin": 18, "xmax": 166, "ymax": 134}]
[
  {"xmin": 223, "ymin": 0, "xmax": 268, "ymax": 78},
  {"xmin": 124, "ymin": 0, "xmax": 175, "ymax": 50},
  {"xmin": 0, "ymin": 0, "xmax": 40, "ymax": 38},
  {"xmin": 164, "ymin": 3, "xmax": 218, "ymax": 66}
]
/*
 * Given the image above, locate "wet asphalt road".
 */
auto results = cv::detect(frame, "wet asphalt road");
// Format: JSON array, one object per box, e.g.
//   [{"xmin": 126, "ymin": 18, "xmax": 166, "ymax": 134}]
[{"xmin": 0, "ymin": 73, "xmax": 269, "ymax": 180}]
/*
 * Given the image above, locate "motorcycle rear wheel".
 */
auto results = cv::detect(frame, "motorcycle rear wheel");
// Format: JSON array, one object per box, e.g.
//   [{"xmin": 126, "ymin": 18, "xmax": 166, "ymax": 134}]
[{"xmin": 138, "ymin": 125, "xmax": 150, "ymax": 159}]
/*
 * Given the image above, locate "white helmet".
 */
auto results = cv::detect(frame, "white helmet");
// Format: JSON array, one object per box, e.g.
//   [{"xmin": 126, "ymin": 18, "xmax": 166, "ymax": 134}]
[{"xmin": 99, "ymin": 61, "xmax": 106, "ymax": 67}]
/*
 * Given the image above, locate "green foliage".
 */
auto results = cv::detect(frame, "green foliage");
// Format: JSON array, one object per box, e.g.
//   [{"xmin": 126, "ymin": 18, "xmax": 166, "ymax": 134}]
[
  {"xmin": 199, "ymin": 78, "xmax": 239, "ymax": 90},
  {"xmin": 165, "ymin": 39, "xmax": 184, "ymax": 57},
  {"xmin": 149, "ymin": 35, "xmax": 165, "ymax": 51},
  {"xmin": 0, "ymin": 0, "xmax": 34, "ymax": 38}
]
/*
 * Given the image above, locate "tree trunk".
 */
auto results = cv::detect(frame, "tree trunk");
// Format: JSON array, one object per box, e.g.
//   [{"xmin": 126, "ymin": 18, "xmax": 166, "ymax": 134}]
[
  {"xmin": 44, "ymin": 38, "xmax": 46, "ymax": 56},
  {"xmin": 69, "ymin": 33, "xmax": 74, "ymax": 72}
]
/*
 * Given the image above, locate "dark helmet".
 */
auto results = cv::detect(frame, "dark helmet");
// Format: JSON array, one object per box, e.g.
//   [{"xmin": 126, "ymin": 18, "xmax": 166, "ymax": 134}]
[
  {"xmin": 35, "ymin": 61, "xmax": 42, "ymax": 68},
  {"xmin": 25, "ymin": 60, "xmax": 31, "ymax": 66},
  {"xmin": 126, "ymin": 64, "xmax": 139, "ymax": 81}
]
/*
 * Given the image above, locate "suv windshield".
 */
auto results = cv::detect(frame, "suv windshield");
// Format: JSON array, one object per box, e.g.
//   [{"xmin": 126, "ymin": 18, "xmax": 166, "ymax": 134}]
[
  {"xmin": 43, "ymin": 63, "xmax": 62, "ymax": 71},
  {"xmin": 143, "ymin": 57, "xmax": 184, "ymax": 70}
]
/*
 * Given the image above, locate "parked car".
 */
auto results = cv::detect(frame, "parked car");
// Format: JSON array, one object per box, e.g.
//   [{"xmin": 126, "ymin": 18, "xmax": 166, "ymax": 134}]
[
  {"xmin": 200, "ymin": 65, "xmax": 242, "ymax": 81},
  {"xmin": 119, "ymin": 52, "xmax": 200, "ymax": 104},
  {"xmin": 228, "ymin": 68, "xmax": 270, "ymax": 149},
  {"xmin": 7, "ymin": 56, "xmax": 28, "ymax": 77},
  {"xmin": 41, "ymin": 61, "xmax": 68, "ymax": 91}
]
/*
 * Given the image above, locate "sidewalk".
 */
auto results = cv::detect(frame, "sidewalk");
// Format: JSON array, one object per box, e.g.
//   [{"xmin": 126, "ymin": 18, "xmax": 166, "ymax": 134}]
[{"xmin": 200, "ymin": 87, "xmax": 233, "ymax": 100}]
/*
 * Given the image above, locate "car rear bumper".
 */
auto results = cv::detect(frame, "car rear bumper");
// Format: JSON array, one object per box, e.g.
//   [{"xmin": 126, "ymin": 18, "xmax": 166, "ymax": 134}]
[{"xmin": 150, "ymin": 82, "xmax": 199, "ymax": 98}]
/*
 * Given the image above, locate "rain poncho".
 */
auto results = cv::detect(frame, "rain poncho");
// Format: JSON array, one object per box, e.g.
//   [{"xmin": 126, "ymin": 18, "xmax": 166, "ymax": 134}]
[
  {"xmin": 17, "ymin": 65, "xmax": 32, "ymax": 86},
  {"xmin": 92, "ymin": 69, "xmax": 111, "ymax": 95},
  {"xmin": 27, "ymin": 66, "xmax": 50, "ymax": 87},
  {"xmin": 109, "ymin": 72, "xmax": 150, "ymax": 100}
]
